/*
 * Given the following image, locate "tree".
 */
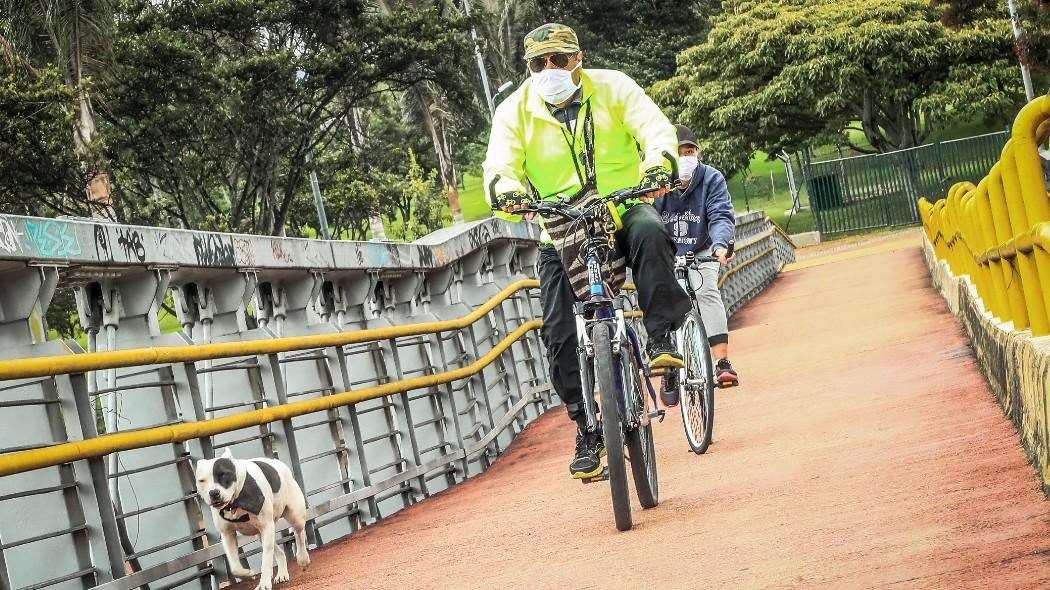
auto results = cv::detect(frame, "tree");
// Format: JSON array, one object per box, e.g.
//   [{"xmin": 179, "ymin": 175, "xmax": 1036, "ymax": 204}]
[
  {"xmin": 0, "ymin": 62, "xmax": 93, "ymax": 216},
  {"xmin": 387, "ymin": 149, "xmax": 452, "ymax": 240},
  {"xmin": 373, "ymin": 0, "xmax": 486, "ymax": 226},
  {"xmin": 471, "ymin": 0, "xmax": 541, "ymax": 91},
  {"xmin": 935, "ymin": 0, "xmax": 1050, "ymax": 72},
  {"xmin": 538, "ymin": 0, "xmax": 717, "ymax": 87},
  {"xmin": 651, "ymin": 0, "xmax": 1024, "ymax": 177},
  {"xmin": 104, "ymin": 0, "xmax": 476, "ymax": 236},
  {"xmin": 1, "ymin": 0, "xmax": 117, "ymax": 218}
]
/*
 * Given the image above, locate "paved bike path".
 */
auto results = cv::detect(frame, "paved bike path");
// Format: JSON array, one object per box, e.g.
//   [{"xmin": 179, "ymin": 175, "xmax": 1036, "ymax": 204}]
[{"xmin": 240, "ymin": 231, "xmax": 1050, "ymax": 589}]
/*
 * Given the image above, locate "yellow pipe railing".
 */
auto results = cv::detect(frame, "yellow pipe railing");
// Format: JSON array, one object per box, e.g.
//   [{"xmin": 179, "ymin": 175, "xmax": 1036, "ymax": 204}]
[
  {"xmin": 0, "ymin": 320, "xmax": 542, "ymax": 477},
  {"xmin": 0, "ymin": 279, "xmax": 540, "ymax": 381},
  {"xmin": 920, "ymin": 86, "xmax": 1050, "ymax": 335}
]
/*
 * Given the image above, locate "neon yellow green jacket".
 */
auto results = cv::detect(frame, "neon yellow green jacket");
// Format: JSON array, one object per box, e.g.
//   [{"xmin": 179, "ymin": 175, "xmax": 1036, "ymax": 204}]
[{"xmin": 482, "ymin": 68, "xmax": 678, "ymax": 233}]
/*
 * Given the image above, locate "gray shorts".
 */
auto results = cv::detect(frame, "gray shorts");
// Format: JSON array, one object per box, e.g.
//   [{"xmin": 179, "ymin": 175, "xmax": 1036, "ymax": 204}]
[{"xmin": 686, "ymin": 247, "xmax": 729, "ymax": 344}]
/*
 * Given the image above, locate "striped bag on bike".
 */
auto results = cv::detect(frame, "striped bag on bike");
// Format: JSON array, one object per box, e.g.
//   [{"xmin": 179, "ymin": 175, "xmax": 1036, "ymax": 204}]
[{"xmin": 545, "ymin": 186, "xmax": 628, "ymax": 301}]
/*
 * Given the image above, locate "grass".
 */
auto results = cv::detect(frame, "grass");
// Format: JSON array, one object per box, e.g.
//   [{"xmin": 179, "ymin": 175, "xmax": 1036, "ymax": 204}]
[{"xmin": 460, "ymin": 174, "xmax": 491, "ymax": 222}]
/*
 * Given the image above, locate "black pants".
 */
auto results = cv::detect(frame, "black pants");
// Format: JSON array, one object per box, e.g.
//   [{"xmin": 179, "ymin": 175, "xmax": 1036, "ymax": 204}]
[{"xmin": 538, "ymin": 204, "xmax": 691, "ymax": 425}]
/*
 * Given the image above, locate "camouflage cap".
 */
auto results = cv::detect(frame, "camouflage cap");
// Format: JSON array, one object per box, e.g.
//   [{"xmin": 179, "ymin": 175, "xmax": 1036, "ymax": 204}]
[{"xmin": 523, "ymin": 23, "xmax": 580, "ymax": 60}]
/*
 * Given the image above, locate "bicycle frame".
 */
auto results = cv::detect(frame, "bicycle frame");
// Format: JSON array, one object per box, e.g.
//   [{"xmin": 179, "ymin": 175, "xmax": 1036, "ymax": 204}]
[{"xmin": 573, "ymin": 237, "xmax": 657, "ymax": 434}]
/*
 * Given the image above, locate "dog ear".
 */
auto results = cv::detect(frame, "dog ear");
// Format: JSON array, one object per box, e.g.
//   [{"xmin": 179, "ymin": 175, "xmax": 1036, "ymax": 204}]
[{"xmin": 221, "ymin": 448, "xmax": 233, "ymax": 459}]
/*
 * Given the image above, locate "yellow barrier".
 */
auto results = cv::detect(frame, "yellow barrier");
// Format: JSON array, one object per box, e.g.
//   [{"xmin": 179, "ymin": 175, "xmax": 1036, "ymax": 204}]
[
  {"xmin": 0, "ymin": 279, "xmax": 540, "ymax": 381},
  {"xmin": 919, "ymin": 87, "xmax": 1050, "ymax": 335},
  {"xmin": 0, "ymin": 319, "xmax": 543, "ymax": 477}
]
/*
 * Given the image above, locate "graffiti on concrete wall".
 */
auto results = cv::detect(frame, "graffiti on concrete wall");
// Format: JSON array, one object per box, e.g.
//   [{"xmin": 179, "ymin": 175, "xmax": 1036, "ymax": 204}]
[
  {"xmin": 24, "ymin": 220, "xmax": 81, "ymax": 257},
  {"xmin": 271, "ymin": 240, "xmax": 294, "ymax": 263},
  {"xmin": 0, "ymin": 217, "xmax": 22, "ymax": 254},
  {"xmin": 94, "ymin": 225, "xmax": 112, "ymax": 261},
  {"xmin": 116, "ymin": 228, "xmax": 146, "ymax": 262},
  {"xmin": 192, "ymin": 234, "xmax": 234, "ymax": 266},
  {"xmin": 233, "ymin": 237, "xmax": 255, "ymax": 267}
]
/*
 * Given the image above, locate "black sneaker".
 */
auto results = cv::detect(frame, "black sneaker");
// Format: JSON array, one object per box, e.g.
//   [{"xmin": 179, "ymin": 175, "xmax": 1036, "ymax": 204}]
[
  {"xmin": 716, "ymin": 358, "xmax": 739, "ymax": 388},
  {"xmin": 569, "ymin": 428, "xmax": 603, "ymax": 479},
  {"xmin": 647, "ymin": 335, "xmax": 685, "ymax": 370}
]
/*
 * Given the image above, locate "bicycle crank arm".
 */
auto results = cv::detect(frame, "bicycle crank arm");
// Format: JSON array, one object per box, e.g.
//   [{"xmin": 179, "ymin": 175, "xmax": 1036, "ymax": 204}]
[{"xmin": 647, "ymin": 409, "xmax": 667, "ymax": 423}]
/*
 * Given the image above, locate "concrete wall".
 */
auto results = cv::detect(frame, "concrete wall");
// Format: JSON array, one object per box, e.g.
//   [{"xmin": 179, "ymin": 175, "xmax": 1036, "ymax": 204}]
[{"xmin": 922, "ymin": 236, "xmax": 1050, "ymax": 494}]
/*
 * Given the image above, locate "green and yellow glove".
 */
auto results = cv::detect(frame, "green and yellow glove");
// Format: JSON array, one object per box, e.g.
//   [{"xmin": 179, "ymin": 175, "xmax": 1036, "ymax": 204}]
[
  {"xmin": 637, "ymin": 166, "xmax": 673, "ymax": 193},
  {"xmin": 492, "ymin": 189, "xmax": 533, "ymax": 212}
]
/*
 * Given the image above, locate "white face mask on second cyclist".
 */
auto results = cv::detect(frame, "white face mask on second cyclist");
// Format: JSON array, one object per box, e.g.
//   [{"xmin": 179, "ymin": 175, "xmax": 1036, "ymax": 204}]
[
  {"xmin": 532, "ymin": 61, "xmax": 582, "ymax": 105},
  {"xmin": 678, "ymin": 155, "xmax": 700, "ymax": 186}
]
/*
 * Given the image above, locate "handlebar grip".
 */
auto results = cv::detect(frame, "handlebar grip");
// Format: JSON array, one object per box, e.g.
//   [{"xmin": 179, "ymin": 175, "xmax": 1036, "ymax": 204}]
[
  {"xmin": 488, "ymin": 175, "xmax": 501, "ymax": 211},
  {"xmin": 662, "ymin": 150, "xmax": 679, "ymax": 186},
  {"xmin": 726, "ymin": 241, "xmax": 735, "ymax": 257}
]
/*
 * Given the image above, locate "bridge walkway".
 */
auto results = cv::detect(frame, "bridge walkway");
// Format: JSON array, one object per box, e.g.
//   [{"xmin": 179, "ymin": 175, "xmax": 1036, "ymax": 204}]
[{"xmin": 237, "ymin": 230, "xmax": 1050, "ymax": 589}]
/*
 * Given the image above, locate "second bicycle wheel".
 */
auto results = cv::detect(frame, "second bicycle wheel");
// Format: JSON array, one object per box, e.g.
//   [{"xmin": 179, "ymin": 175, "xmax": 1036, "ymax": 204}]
[
  {"xmin": 622, "ymin": 339, "xmax": 658, "ymax": 508},
  {"xmin": 679, "ymin": 310, "xmax": 715, "ymax": 454},
  {"xmin": 592, "ymin": 322, "xmax": 632, "ymax": 531}
]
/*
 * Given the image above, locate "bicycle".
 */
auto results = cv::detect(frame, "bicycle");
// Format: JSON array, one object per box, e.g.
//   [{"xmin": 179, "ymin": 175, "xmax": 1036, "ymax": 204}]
[
  {"xmin": 494, "ymin": 177, "xmax": 673, "ymax": 531},
  {"xmin": 653, "ymin": 244, "xmax": 733, "ymax": 455}
]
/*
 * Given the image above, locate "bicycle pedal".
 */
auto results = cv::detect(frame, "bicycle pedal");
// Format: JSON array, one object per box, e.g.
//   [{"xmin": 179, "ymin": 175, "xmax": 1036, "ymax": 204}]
[
  {"xmin": 580, "ymin": 469, "xmax": 609, "ymax": 484},
  {"xmin": 647, "ymin": 409, "xmax": 667, "ymax": 423}
]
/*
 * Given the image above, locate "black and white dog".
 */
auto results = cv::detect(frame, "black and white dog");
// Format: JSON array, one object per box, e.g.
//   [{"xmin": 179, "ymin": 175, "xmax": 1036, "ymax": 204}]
[{"xmin": 195, "ymin": 449, "xmax": 310, "ymax": 590}]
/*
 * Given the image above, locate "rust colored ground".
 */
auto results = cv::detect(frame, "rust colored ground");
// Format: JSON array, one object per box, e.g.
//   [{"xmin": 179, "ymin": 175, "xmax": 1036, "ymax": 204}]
[{"xmin": 237, "ymin": 233, "xmax": 1050, "ymax": 589}]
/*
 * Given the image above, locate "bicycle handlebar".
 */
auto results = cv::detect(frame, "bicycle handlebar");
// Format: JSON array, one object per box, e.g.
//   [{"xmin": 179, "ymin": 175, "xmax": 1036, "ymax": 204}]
[
  {"xmin": 677, "ymin": 242, "xmax": 736, "ymax": 267},
  {"xmin": 487, "ymin": 150, "xmax": 680, "ymax": 216}
]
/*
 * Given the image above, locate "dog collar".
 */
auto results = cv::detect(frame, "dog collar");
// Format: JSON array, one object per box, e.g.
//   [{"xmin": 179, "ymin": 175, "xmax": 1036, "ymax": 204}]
[{"xmin": 219, "ymin": 506, "xmax": 251, "ymax": 523}]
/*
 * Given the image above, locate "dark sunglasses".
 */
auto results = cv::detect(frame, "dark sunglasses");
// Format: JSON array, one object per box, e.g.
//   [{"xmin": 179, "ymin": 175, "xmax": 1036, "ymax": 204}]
[{"xmin": 528, "ymin": 52, "xmax": 575, "ymax": 74}]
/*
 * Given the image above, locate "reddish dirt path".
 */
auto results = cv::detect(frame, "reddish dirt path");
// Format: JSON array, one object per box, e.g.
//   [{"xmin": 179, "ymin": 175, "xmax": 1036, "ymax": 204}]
[{"xmin": 246, "ymin": 234, "xmax": 1050, "ymax": 589}]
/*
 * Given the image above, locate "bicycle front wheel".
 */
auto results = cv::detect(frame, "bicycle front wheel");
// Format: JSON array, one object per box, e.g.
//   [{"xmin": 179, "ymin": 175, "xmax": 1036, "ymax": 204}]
[
  {"xmin": 592, "ymin": 322, "xmax": 632, "ymax": 531},
  {"xmin": 679, "ymin": 310, "xmax": 715, "ymax": 454},
  {"xmin": 623, "ymin": 340, "xmax": 658, "ymax": 508}
]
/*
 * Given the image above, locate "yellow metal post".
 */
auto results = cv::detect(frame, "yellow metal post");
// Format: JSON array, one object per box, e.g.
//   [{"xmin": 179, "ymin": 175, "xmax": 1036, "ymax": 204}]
[
  {"xmin": 973, "ymin": 178, "xmax": 1008, "ymax": 320},
  {"xmin": 988, "ymin": 164, "xmax": 1030, "ymax": 329},
  {"xmin": 1002, "ymin": 141, "xmax": 1049, "ymax": 334}
]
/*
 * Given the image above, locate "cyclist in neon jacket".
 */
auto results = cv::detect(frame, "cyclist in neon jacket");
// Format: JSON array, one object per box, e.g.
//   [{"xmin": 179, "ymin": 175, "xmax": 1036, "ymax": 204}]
[{"xmin": 483, "ymin": 23, "xmax": 691, "ymax": 479}]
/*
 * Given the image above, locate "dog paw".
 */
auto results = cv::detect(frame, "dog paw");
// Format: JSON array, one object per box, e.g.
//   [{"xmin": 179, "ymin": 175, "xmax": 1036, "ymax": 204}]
[
  {"xmin": 274, "ymin": 572, "xmax": 290, "ymax": 584},
  {"xmin": 297, "ymin": 554, "xmax": 311, "ymax": 571},
  {"xmin": 253, "ymin": 581, "xmax": 272, "ymax": 590},
  {"xmin": 230, "ymin": 568, "xmax": 256, "ymax": 579}
]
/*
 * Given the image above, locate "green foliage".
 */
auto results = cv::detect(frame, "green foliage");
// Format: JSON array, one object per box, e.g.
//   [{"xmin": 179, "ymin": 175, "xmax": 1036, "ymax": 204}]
[
  {"xmin": 0, "ymin": 64, "xmax": 94, "ymax": 215},
  {"xmin": 103, "ymin": 0, "xmax": 475, "ymax": 235},
  {"xmin": 1016, "ymin": 0, "xmax": 1050, "ymax": 72},
  {"xmin": 537, "ymin": 0, "xmax": 718, "ymax": 87},
  {"xmin": 387, "ymin": 149, "xmax": 452, "ymax": 240},
  {"xmin": 652, "ymin": 0, "xmax": 1024, "ymax": 178},
  {"xmin": 936, "ymin": 0, "xmax": 1050, "ymax": 71}
]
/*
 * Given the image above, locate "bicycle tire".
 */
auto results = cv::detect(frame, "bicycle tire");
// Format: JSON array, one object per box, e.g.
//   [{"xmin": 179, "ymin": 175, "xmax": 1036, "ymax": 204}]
[
  {"xmin": 679, "ymin": 310, "xmax": 715, "ymax": 454},
  {"xmin": 592, "ymin": 322, "xmax": 632, "ymax": 531},
  {"xmin": 622, "ymin": 343, "xmax": 659, "ymax": 508}
]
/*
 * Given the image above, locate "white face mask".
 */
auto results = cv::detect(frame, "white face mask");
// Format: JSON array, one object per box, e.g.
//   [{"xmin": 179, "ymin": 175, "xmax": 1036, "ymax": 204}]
[
  {"xmin": 679, "ymin": 155, "xmax": 699, "ymax": 184},
  {"xmin": 531, "ymin": 62, "xmax": 582, "ymax": 105}
]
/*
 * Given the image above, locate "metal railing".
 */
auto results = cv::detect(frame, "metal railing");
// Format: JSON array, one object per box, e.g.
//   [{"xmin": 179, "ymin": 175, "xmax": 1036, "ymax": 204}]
[
  {"xmin": 919, "ymin": 87, "xmax": 1050, "ymax": 336},
  {"xmin": 805, "ymin": 131, "xmax": 1009, "ymax": 235},
  {"xmin": 0, "ymin": 210, "xmax": 794, "ymax": 590}
]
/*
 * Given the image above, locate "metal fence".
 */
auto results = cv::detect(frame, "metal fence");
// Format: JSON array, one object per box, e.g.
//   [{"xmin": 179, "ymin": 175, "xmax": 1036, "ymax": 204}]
[
  {"xmin": 804, "ymin": 131, "xmax": 1009, "ymax": 235},
  {"xmin": 0, "ymin": 210, "xmax": 794, "ymax": 590}
]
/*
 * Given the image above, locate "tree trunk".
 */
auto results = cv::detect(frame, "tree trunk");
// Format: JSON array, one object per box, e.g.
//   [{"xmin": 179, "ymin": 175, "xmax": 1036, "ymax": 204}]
[
  {"xmin": 75, "ymin": 86, "xmax": 115, "ymax": 220},
  {"xmin": 346, "ymin": 107, "xmax": 387, "ymax": 238},
  {"xmin": 369, "ymin": 215, "xmax": 387, "ymax": 240},
  {"xmin": 423, "ymin": 102, "xmax": 463, "ymax": 224}
]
